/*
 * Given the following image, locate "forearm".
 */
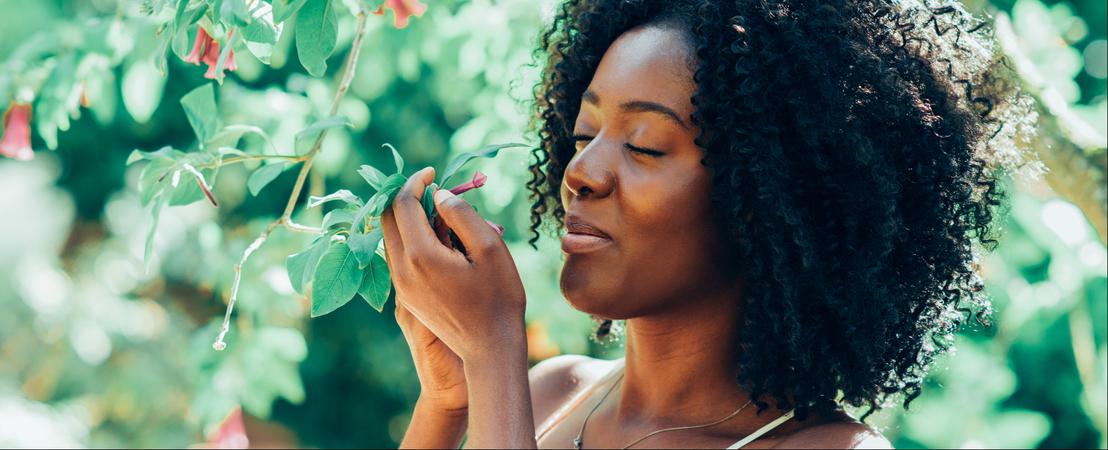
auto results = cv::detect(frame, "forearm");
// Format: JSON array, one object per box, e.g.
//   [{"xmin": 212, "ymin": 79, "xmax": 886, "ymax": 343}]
[
  {"xmin": 400, "ymin": 397, "xmax": 469, "ymax": 449},
  {"xmin": 462, "ymin": 323, "xmax": 536, "ymax": 448}
]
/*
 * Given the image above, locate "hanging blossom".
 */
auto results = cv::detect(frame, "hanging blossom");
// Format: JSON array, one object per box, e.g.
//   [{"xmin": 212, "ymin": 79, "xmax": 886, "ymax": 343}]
[
  {"xmin": 0, "ymin": 103, "xmax": 34, "ymax": 161},
  {"xmin": 183, "ymin": 26, "xmax": 237, "ymax": 80},
  {"xmin": 374, "ymin": 0, "xmax": 427, "ymax": 29},
  {"xmin": 443, "ymin": 171, "xmax": 504, "ymax": 236}
]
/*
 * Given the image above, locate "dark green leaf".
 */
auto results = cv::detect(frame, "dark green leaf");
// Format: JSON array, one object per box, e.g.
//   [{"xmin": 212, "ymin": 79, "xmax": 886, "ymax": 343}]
[
  {"xmin": 441, "ymin": 142, "xmax": 529, "ymax": 186},
  {"xmin": 247, "ymin": 162, "xmax": 286, "ymax": 196},
  {"xmin": 421, "ymin": 184, "xmax": 437, "ymax": 221},
  {"xmin": 294, "ymin": 116, "xmax": 351, "ymax": 154},
  {"xmin": 286, "ymin": 236, "xmax": 328, "ymax": 294},
  {"xmin": 310, "ymin": 242, "xmax": 362, "ymax": 317},
  {"xmin": 357, "ymin": 254, "xmax": 392, "ymax": 312},
  {"xmin": 294, "ymin": 0, "xmax": 337, "ymax": 77},
  {"xmin": 347, "ymin": 229, "xmax": 382, "ymax": 269},
  {"xmin": 180, "ymin": 84, "xmax": 220, "ymax": 144}
]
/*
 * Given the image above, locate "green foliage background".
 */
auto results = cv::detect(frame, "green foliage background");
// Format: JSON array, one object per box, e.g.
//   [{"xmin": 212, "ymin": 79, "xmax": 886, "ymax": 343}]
[{"xmin": 0, "ymin": 0, "xmax": 1104, "ymax": 448}]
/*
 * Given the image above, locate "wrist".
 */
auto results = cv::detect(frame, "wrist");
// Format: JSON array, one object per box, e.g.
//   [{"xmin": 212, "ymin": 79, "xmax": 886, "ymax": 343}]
[
  {"xmin": 461, "ymin": 315, "xmax": 527, "ymax": 367},
  {"xmin": 415, "ymin": 395, "xmax": 469, "ymax": 421}
]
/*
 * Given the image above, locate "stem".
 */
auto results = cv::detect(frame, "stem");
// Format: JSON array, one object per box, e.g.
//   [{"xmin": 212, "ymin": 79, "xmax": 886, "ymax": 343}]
[{"xmin": 213, "ymin": 6, "xmax": 371, "ymax": 351}]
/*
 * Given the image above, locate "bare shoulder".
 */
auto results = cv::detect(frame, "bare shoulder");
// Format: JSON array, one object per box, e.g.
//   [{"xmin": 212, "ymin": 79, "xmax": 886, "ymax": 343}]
[
  {"xmin": 772, "ymin": 417, "xmax": 893, "ymax": 449},
  {"xmin": 528, "ymin": 354, "xmax": 618, "ymax": 428}
]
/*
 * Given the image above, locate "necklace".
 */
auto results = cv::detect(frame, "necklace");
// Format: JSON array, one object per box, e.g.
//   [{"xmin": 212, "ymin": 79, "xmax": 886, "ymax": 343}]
[{"xmin": 573, "ymin": 370, "xmax": 755, "ymax": 450}]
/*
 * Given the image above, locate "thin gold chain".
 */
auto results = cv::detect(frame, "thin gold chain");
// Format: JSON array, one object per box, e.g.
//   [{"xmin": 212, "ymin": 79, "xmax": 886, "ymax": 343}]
[{"xmin": 573, "ymin": 370, "xmax": 756, "ymax": 449}]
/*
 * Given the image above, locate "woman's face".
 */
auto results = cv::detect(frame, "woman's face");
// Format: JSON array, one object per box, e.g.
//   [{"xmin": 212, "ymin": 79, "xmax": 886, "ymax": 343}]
[{"xmin": 559, "ymin": 25, "xmax": 734, "ymax": 319}]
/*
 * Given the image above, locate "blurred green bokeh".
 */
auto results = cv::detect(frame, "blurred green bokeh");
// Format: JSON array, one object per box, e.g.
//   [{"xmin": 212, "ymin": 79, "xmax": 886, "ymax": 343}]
[{"xmin": 0, "ymin": 0, "xmax": 1104, "ymax": 448}]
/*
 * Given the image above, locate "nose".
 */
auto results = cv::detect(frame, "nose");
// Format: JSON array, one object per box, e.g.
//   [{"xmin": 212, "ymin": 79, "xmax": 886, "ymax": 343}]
[{"xmin": 563, "ymin": 138, "xmax": 616, "ymax": 200}]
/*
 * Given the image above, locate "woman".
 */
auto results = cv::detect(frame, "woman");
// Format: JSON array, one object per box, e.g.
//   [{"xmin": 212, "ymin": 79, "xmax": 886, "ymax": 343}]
[{"xmin": 382, "ymin": 0, "xmax": 1037, "ymax": 447}]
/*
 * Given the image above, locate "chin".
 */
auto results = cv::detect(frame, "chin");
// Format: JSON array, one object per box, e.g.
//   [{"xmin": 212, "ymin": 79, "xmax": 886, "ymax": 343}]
[{"xmin": 559, "ymin": 267, "xmax": 628, "ymax": 319}]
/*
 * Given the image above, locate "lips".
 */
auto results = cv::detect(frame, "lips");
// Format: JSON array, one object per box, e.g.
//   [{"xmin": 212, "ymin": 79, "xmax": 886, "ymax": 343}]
[
  {"xmin": 562, "ymin": 214, "xmax": 612, "ymax": 254},
  {"xmin": 565, "ymin": 214, "xmax": 611, "ymax": 239}
]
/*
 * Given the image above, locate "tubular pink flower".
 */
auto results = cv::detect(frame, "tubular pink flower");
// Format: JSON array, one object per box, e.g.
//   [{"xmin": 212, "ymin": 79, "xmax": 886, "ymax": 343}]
[
  {"xmin": 448, "ymin": 171, "xmax": 488, "ymax": 195},
  {"xmin": 485, "ymin": 220, "xmax": 505, "ymax": 236},
  {"xmin": 0, "ymin": 103, "xmax": 34, "ymax": 161},
  {"xmin": 373, "ymin": 0, "xmax": 427, "ymax": 29},
  {"xmin": 183, "ymin": 27, "xmax": 210, "ymax": 65}
]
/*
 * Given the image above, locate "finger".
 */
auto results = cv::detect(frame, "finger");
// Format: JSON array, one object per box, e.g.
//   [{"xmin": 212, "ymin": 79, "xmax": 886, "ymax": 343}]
[
  {"xmin": 432, "ymin": 189, "xmax": 504, "ymax": 259},
  {"xmin": 392, "ymin": 167, "xmax": 450, "ymax": 259},
  {"xmin": 380, "ymin": 208, "xmax": 404, "ymax": 269}
]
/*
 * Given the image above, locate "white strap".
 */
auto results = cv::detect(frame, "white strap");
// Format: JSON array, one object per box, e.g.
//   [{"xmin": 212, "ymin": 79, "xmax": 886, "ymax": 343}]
[{"xmin": 725, "ymin": 409, "xmax": 795, "ymax": 449}]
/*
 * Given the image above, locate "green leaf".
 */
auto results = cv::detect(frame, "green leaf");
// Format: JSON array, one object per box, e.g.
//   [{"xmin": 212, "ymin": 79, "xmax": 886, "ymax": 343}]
[
  {"xmin": 286, "ymin": 236, "xmax": 328, "ymax": 294},
  {"xmin": 170, "ymin": 0, "xmax": 206, "ymax": 60},
  {"xmin": 294, "ymin": 116, "xmax": 351, "ymax": 154},
  {"xmin": 180, "ymin": 83, "xmax": 220, "ymax": 144},
  {"xmin": 294, "ymin": 0, "xmax": 337, "ymax": 77},
  {"xmin": 357, "ymin": 164, "xmax": 388, "ymax": 191},
  {"xmin": 212, "ymin": 28, "xmax": 238, "ymax": 84},
  {"xmin": 347, "ymin": 229, "xmax": 382, "ymax": 269},
  {"xmin": 247, "ymin": 162, "xmax": 286, "ymax": 196},
  {"xmin": 307, "ymin": 189, "xmax": 359, "ymax": 208},
  {"xmin": 321, "ymin": 208, "xmax": 356, "ymax": 230},
  {"xmin": 127, "ymin": 146, "xmax": 176, "ymax": 166},
  {"xmin": 144, "ymin": 194, "xmax": 170, "ymax": 273},
  {"xmin": 441, "ymin": 142, "xmax": 529, "ymax": 186},
  {"xmin": 271, "ymin": 0, "xmax": 308, "ymax": 23},
  {"xmin": 310, "ymin": 242, "xmax": 362, "ymax": 317},
  {"xmin": 361, "ymin": 173, "xmax": 407, "ymax": 218},
  {"xmin": 357, "ymin": 254, "xmax": 392, "ymax": 312},
  {"xmin": 207, "ymin": 124, "xmax": 273, "ymax": 152},
  {"xmin": 122, "ymin": 59, "xmax": 165, "ymax": 124},
  {"xmin": 421, "ymin": 184, "xmax": 437, "ymax": 221},
  {"xmin": 383, "ymin": 143, "xmax": 404, "ymax": 174}
]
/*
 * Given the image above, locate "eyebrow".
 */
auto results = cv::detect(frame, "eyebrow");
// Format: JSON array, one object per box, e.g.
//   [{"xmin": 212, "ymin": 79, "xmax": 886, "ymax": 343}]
[{"xmin": 582, "ymin": 89, "xmax": 690, "ymax": 130}]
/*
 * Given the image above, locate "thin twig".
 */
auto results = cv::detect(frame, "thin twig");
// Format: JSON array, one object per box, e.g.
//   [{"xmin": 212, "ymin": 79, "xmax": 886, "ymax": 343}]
[{"xmin": 212, "ymin": 6, "xmax": 371, "ymax": 351}]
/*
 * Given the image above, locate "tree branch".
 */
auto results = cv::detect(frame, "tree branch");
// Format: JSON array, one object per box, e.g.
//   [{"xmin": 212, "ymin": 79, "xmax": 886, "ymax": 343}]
[{"xmin": 213, "ymin": 6, "xmax": 371, "ymax": 351}]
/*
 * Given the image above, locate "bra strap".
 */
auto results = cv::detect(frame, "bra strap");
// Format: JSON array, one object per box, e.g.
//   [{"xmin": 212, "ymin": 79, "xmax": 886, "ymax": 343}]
[{"xmin": 725, "ymin": 409, "xmax": 795, "ymax": 449}]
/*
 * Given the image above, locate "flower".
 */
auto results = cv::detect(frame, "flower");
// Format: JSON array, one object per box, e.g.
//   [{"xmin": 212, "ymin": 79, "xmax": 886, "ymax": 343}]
[
  {"xmin": 373, "ymin": 0, "xmax": 427, "ymax": 29},
  {"xmin": 0, "ymin": 103, "xmax": 34, "ymax": 161},
  {"xmin": 183, "ymin": 26, "xmax": 237, "ymax": 81},
  {"xmin": 204, "ymin": 406, "xmax": 248, "ymax": 449},
  {"xmin": 447, "ymin": 170, "xmax": 487, "ymax": 195}
]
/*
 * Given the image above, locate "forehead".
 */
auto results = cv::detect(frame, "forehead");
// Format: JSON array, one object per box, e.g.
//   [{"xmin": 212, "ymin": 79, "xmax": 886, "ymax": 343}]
[{"xmin": 586, "ymin": 25, "xmax": 696, "ymax": 116}]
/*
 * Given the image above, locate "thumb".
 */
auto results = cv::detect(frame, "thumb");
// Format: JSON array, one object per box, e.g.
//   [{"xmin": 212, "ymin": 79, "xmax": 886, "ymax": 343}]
[{"xmin": 432, "ymin": 188, "xmax": 502, "ymax": 258}]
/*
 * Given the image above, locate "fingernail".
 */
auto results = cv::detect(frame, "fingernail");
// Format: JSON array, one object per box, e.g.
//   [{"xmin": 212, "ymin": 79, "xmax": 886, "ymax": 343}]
[{"xmin": 433, "ymin": 187, "xmax": 455, "ymax": 205}]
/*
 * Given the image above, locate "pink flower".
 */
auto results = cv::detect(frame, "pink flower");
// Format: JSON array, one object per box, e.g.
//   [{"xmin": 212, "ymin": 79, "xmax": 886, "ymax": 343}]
[
  {"xmin": 205, "ymin": 406, "xmax": 248, "ymax": 449},
  {"xmin": 374, "ymin": 0, "xmax": 427, "ymax": 29},
  {"xmin": 0, "ymin": 103, "xmax": 34, "ymax": 161},
  {"xmin": 183, "ymin": 26, "xmax": 237, "ymax": 80},
  {"xmin": 448, "ymin": 171, "xmax": 487, "ymax": 195}
]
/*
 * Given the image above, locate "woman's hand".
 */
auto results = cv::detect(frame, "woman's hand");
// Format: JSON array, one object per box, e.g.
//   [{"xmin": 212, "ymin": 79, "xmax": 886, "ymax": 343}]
[
  {"xmin": 381, "ymin": 166, "xmax": 527, "ymax": 365},
  {"xmin": 395, "ymin": 300, "xmax": 468, "ymax": 415}
]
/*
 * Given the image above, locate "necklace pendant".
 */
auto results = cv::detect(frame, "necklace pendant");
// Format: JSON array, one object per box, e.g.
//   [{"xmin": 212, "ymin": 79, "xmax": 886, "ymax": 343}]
[{"xmin": 573, "ymin": 436, "xmax": 582, "ymax": 450}]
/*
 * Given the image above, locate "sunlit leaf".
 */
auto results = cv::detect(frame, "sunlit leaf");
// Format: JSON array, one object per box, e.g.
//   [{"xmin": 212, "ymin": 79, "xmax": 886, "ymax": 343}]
[
  {"xmin": 180, "ymin": 83, "xmax": 220, "ymax": 144},
  {"xmin": 310, "ymin": 242, "xmax": 362, "ymax": 317},
  {"xmin": 294, "ymin": 0, "xmax": 337, "ymax": 77},
  {"xmin": 246, "ymin": 162, "xmax": 286, "ymax": 196},
  {"xmin": 357, "ymin": 254, "xmax": 391, "ymax": 312}
]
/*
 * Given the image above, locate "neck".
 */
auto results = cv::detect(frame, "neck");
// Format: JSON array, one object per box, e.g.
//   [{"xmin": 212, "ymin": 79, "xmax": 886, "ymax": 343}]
[{"xmin": 614, "ymin": 279, "xmax": 752, "ymax": 426}]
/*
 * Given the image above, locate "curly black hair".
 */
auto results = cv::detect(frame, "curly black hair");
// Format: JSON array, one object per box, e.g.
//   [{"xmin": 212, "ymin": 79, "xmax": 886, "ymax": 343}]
[{"xmin": 524, "ymin": 0, "xmax": 1041, "ymax": 421}]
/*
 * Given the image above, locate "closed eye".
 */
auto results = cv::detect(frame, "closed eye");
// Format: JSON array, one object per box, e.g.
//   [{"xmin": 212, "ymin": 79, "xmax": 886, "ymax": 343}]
[{"xmin": 572, "ymin": 134, "xmax": 664, "ymax": 157}]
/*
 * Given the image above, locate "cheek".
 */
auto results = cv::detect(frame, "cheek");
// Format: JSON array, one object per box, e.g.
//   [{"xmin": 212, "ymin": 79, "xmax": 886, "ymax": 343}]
[{"xmin": 620, "ymin": 165, "xmax": 718, "ymax": 276}]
